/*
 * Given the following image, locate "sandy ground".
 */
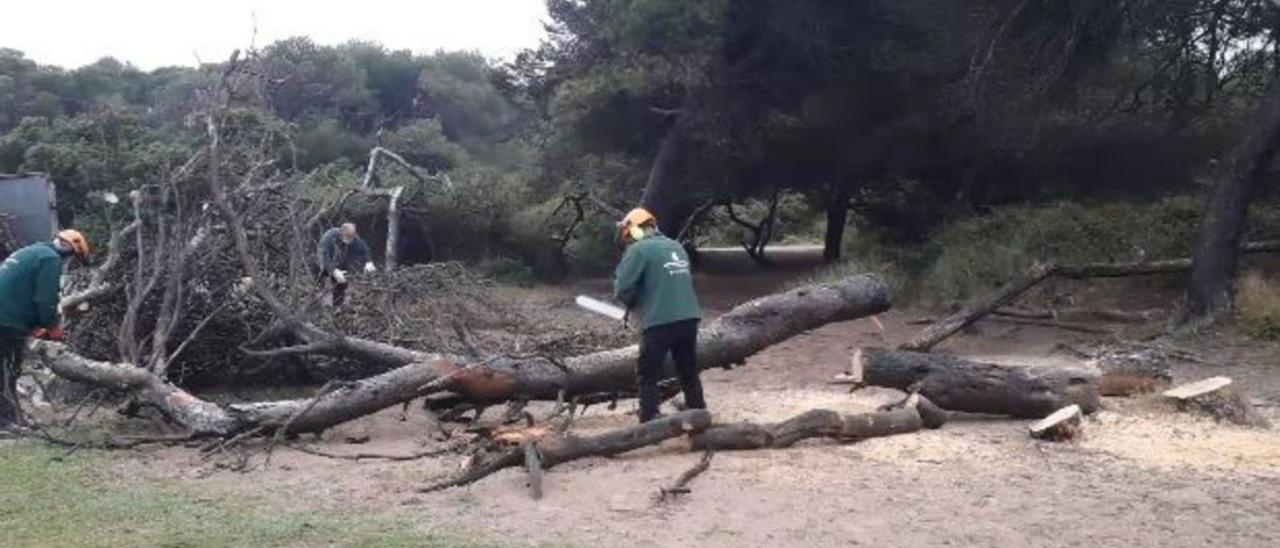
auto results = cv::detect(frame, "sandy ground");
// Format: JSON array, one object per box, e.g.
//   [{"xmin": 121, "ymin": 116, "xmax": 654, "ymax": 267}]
[{"xmin": 101, "ymin": 274, "xmax": 1280, "ymax": 547}]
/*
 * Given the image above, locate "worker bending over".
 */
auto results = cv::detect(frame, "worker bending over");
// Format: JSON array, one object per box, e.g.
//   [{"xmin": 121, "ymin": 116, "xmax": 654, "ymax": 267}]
[
  {"xmin": 0, "ymin": 230, "xmax": 91, "ymax": 431},
  {"xmin": 613, "ymin": 208, "xmax": 706, "ymax": 423},
  {"xmin": 317, "ymin": 222, "xmax": 376, "ymax": 307}
]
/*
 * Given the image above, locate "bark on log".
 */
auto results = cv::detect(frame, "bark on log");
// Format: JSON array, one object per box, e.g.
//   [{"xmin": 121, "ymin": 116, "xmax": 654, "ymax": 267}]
[
  {"xmin": 691, "ymin": 407, "xmax": 925, "ymax": 451},
  {"xmin": 39, "ymin": 275, "xmax": 890, "ymax": 437},
  {"xmin": 855, "ymin": 347, "xmax": 1100, "ymax": 418},
  {"xmin": 425, "ymin": 405, "xmax": 931, "ymax": 495},
  {"xmin": 422, "ymin": 410, "xmax": 714, "ymax": 492},
  {"xmin": 1163, "ymin": 377, "xmax": 1272, "ymax": 428},
  {"xmin": 1029, "ymin": 404, "xmax": 1083, "ymax": 441}
]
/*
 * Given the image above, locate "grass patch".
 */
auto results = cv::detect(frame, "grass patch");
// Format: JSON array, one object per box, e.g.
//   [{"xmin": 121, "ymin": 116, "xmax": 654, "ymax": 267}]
[
  {"xmin": 1236, "ymin": 271, "xmax": 1280, "ymax": 341},
  {"xmin": 0, "ymin": 442, "xmax": 492, "ymax": 548}
]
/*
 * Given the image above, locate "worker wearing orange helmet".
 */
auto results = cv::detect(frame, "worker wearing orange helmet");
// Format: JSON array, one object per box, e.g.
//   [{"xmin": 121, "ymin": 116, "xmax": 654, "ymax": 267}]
[
  {"xmin": 613, "ymin": 208, "xmax": 705, "ymax": 423},
  {"xmin": 0, "ymin": 229, "xmax": 90, "ymax": 430}
]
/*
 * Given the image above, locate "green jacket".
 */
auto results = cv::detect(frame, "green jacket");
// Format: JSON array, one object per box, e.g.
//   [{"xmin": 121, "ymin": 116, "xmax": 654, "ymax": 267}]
[
  {"xmin": 613, "ymin": 234, "xmax": 701, "ymax": 330},
  {"xmin": 0, "ymin": 242, "xmax": 65, "ymax": 334}
]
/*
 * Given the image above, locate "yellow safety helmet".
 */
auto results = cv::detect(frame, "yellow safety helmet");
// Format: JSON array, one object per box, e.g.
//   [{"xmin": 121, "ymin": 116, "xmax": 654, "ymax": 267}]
[
  {"xmin": 618, "ymin": 207, "xmax": 656, "ymax": 242},
  {"xmin": 56, "ymin": 229, "xmax": 92, "ymax": 258}
]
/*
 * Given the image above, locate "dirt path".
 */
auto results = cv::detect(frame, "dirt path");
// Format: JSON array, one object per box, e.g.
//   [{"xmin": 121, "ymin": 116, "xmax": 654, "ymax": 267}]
[{"xmin": 112, "ymin": 276, "xmax": 1280, "ymax": 547}]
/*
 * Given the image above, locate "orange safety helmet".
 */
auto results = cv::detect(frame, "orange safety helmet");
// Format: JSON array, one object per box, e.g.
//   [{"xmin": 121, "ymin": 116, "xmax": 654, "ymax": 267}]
[
  {"xmin": 56, "ymin": 229, "xmax": 92, "ymax": 258},
  {"xmin": 617, "ymin": 207, "xmax": 656, "ymax": 242}
]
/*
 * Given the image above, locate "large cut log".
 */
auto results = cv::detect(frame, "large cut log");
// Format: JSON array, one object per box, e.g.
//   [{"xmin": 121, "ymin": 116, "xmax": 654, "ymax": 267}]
[
  {"xmin": 37, "ymin": 275, "xmax": 890, "ymax": 437},
  {"xmin": 1163, "ymin": 377, "xmax": 1272, "ymax": 428},
  {"xmin": 854, "ymin": 347, "xmax": 1100, "ymax": 418},
  {"xmin": 458, "ymin": 274, "xmax": 892, "ymax": 402}
]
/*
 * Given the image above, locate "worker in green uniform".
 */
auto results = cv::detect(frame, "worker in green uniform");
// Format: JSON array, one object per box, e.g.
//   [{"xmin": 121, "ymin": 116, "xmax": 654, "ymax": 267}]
[
  {"xmin": 0, "ymin": 229, "xmax": 91, "ymax": 431},
  {"xmin": 613, "ymin": 208, "xmax": 705, "ymax": 423}
]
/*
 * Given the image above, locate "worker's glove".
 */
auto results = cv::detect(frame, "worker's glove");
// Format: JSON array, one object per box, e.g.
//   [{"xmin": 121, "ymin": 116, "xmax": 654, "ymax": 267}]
[
  {"xmin": 364, "ymin": 262, "xmax": 377, "ymax": 273},
  {"xmin": 332, "ymin": 269, "xmax": 348, "ymax": 284},
  {"xmin": 32, "ymin": 327, "xmax": 64, "ymax": 341}
]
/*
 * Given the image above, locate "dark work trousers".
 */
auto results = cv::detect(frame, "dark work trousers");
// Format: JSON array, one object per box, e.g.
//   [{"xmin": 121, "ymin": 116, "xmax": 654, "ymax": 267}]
[
  {"xmin": 637, "ymin": 319, "xmax": 706, "ymax": 423},
  {"xmin": 315, "ymin": 266, "xmax": 350, "ymax": 307},
  {"xmin": 0, "ymin": 332, "xmax": 26, "ymax": 427}
]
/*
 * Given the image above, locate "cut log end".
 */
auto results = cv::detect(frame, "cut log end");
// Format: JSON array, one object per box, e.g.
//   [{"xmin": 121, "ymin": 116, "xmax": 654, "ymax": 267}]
[
  {"xmin": 1099, "ymin": 373, "xmax": 1162, "ymax": 397},
  {"xmin": 1029, "ymin": 405, "xmax": 1083, "ymax": 442},
  {"xmin": 1163, "ymin": 377, "xmax": 1272, "ymax": 429}
]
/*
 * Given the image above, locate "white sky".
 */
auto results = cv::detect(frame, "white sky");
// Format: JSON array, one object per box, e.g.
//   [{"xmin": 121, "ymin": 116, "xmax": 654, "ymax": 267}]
[{"xmin": 1, "ymin": 0, "xmax": 550, "ymax": 69}]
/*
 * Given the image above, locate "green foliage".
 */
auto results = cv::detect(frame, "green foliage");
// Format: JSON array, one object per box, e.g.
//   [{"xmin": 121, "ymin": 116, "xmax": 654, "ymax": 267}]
[
  {"xmin": 473, "ymin": 256, "xmax": 537, "ymax": 286},
  {"xmin": 694, "ymin": 193, "xmax": 824, "ymax": 247},
  {"xmin": 293, "ymin": 118, "xmax": 371, "ymax": 170},
  {"xmin": 383, "ymin": 118, "xmax": 469, "ymax": 172},
  {"xmin": 0, "ymin": 442, "xmax": 490, "ymax": 547},
  {"xmin": 417, "ymin": 164, "xmax": 531, "ymax": 261},
  {"xmin": 3, "ymin": 106, "xmax": 197, "ymax": 224},
  {"xmin": 1236, "ymin": 271, "xmax": 1280, "ymax": 340},
  {"xmin": 917, "ymin": 197, "xmax": 1280, "ymax": 304}
]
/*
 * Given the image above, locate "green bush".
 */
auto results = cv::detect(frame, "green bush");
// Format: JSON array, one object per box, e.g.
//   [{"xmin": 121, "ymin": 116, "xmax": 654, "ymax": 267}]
[{"xmin": 473, "ymin": 256, "xmax": 537, "ymax": 286}]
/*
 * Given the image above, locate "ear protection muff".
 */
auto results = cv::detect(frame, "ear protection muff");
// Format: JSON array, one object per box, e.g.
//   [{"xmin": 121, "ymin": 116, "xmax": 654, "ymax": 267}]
[{"xmin": 629, "ymin": 225, "xmax": 646, "ymax": 241}]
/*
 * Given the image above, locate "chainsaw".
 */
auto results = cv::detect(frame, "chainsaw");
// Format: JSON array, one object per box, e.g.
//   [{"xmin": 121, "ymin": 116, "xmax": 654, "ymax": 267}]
[{"xmin": 575, "ymin": 295, "xmax": 628, "ymax": 323}]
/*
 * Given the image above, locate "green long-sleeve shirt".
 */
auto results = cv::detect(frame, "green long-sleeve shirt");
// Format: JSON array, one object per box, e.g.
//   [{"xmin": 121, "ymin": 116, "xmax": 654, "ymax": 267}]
[
  {"xmin": 613, "ymin": 234, "xmax": 701, "ymax": 330},
  {"xmin": 0, "ymin": 242, "xmax": 65, "ymax": 334}
]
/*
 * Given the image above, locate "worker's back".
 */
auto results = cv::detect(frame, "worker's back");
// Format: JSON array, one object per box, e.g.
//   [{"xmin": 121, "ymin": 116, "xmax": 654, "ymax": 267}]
[
  {"xmin": 615, "ymin": 234, "xmax": 702, "ymax": 330},
  {"xmin": 0, "ymin": 242, "xmax": 62, "ymax": 333}
]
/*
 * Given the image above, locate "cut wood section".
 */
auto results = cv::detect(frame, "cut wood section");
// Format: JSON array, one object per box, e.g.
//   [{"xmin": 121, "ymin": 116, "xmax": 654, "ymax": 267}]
[
  {"xmin": 1029, "ymin": 404, "xmax": 1083, "ymax": 441},
  {"xmin": 1163, "ymin": 377, "xmax": 1272, "ymax": 428},
  {"xmin": 854, "ymin": 347, "xmax": 1101, "ymax": 418},
  {"xmin": 1099, "ymin": 374, "xmax": 1161, "ymax": 397}
]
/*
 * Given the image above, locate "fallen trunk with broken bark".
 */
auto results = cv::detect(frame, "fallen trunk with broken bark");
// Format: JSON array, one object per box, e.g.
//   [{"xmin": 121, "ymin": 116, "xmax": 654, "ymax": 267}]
[
  {"xmin": 36, "ymin": 274, "xmax": 891, "ymax": 437},
  {"xmin": 424, "ymin": 403, "xmax": 936, "ymax": 494},
  {"xmin": 853, "ymin": 347, "xmax": 1100, "ymax": 418},
  {"xmin": 691, "ymin": 405, "xmax": 934, "ymax": 451}
]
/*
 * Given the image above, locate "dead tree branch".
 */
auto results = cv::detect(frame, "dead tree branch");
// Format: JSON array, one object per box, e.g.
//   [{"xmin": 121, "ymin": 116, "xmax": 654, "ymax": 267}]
[{"xmin": 903, "ymin": 240, "xmax": 1280, "ymax": 352}]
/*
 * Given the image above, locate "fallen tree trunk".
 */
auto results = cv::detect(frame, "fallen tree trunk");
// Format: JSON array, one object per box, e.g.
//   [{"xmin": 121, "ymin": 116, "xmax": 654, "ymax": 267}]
[
  {"xmin": 902, "ymin": 241, "xmax": 1280, "ymax": 352},
  {"xmin": 854, "ymin": 347, "xmax": 1100, "ymax": 418},
  {"xmin": 423, "ymin": 410, "xmax": 714, "ymax": 492},
  {"xmin": 38, "ymin": 275, "xmax": 891, "ymax": 437},
  {"xmin": 425, "ymin": 403, "xmax": 934, "ymax": 494},
  {"xmin": 691, "ymin": 406, "xmax": 927, "ymax": 451}
]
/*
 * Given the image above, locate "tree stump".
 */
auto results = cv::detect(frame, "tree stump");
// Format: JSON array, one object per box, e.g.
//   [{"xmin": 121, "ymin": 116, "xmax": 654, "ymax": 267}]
[
  {"xmin": 1029, "ymin": 405, "xmax": 1083, "ymax": 441},
  {"xmin": 1163, "ymin": 377, "xmax": 1272, "ymax": 428}
]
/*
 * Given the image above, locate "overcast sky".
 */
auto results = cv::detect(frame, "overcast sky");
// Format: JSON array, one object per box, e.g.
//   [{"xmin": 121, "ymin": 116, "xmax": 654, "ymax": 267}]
[{"xmin": 3, "ymin": 0, "xmax": 550, "ymax": 69}]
